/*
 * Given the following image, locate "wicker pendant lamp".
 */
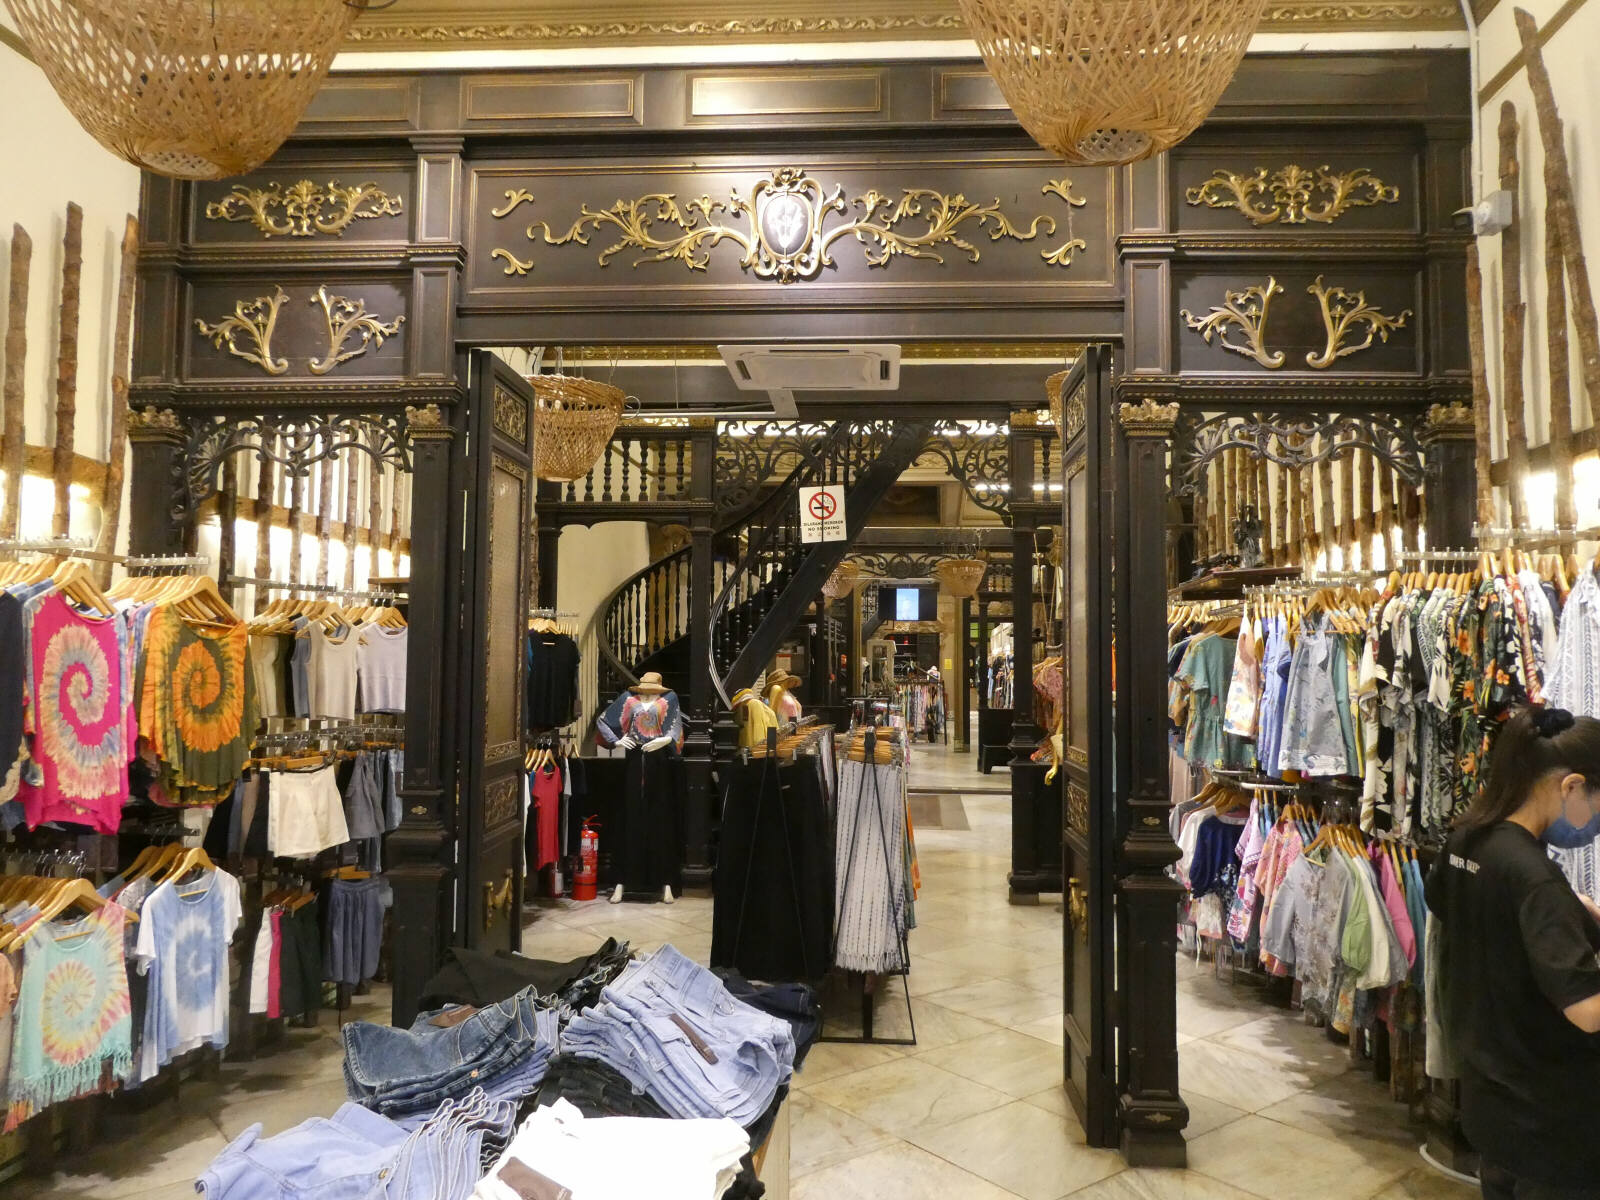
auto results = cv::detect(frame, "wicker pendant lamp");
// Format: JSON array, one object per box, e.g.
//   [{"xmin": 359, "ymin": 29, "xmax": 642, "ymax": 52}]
[
  {"xmin": 954, "ymin": 0, "xmax": 1267, "ymax": 165},
  {"xmin": 531, "ymin": 374, "xmax": 626, "ymax": 483},
  {"xmin": 821, "ymin": 561, "xmax": 861, "ymax": 600},
  {"xmin": 2, "ymin": 0, "xmax": 369, "ymax": 180},
  {"xmin": 934, "ymin": 557, "xmax": 988, "ymax": 599}
]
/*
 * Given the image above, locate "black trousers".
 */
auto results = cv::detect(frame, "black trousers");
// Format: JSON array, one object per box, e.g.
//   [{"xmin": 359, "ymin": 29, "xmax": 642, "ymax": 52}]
[
  {"xmin": 618, "ymin": 746, "xmax": 683, "ymax": 900},
  {"xmin": 711, "ymin": 756, "xmax": 833, "ymax": 981}
]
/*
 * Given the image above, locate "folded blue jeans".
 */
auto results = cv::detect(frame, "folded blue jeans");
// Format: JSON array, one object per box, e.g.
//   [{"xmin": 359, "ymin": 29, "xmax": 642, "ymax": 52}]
[{"xmin": 197, "ymin": 1101, "xmax": 408, "ymax": 1199}]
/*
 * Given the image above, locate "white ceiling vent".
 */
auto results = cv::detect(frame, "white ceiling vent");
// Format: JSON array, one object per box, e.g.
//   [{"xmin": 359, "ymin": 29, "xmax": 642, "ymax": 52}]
[{"xmin": 718, "ymin": 344, "xmax": 901, "ymax": 416}]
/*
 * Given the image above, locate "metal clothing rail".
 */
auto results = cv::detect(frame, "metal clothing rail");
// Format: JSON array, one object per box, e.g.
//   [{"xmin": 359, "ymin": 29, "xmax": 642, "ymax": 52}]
[
  {"xmin": 1394, "ymin": 549, "xmax": 1483, "ymax": 563},
  {"xmin": 228, "ymin": 575, "xmax": 404, "ymax": 603},
  {"xmin": 1473, "ymin": 524, "xmax": 1577, "ymax": 544}
]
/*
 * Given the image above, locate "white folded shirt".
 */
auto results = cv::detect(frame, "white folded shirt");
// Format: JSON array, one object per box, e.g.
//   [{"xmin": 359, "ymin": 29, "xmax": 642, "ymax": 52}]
[{"xmin": 473, "ymin": 1098, "xmax": 750, "ymax": 1200}]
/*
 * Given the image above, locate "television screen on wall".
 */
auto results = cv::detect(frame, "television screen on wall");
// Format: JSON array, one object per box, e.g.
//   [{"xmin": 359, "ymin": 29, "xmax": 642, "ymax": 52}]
[{"xmin": 895, "ymin": 587, "xmax": 921, "ymax": 620}]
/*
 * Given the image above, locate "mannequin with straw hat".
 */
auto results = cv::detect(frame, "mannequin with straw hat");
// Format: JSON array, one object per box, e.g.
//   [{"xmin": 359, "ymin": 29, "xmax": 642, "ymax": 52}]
[
  {"xmin": 731, "ymin": 685, "xmax": 779, "ymax": 750},
  {"xmin": 766, "ymin": 670, "xmax": 804, "ymax": 723},
  {"xmin": 595, "ymin": 671, "xmax": 684, "ymax": 905}
]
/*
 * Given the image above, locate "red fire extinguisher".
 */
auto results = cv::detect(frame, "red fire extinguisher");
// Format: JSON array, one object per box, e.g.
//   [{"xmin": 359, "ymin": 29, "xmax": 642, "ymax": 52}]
[{"xmin": 573, "ymin": 816, "xmax": 601, "ymax": 901}]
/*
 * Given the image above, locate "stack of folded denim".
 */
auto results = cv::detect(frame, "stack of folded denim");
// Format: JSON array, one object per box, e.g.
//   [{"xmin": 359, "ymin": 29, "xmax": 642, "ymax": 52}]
[
  {"xmin": 561, "ymin": 945, "xmax": 795, "ymax": 1126},
  {"xmin": 197, "ymin": 1087, "xmax": 518, "ymax": 1200},
  {"xmin": 343, "ymin": 986, "xmax": 560, "ymax": 1124}
]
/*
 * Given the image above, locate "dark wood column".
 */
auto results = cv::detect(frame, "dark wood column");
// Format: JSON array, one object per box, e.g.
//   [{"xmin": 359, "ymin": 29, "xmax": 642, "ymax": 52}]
[
  {"xmin": 955, "ymin": 596, "xmax": 972, "ymax": 752},
  {"xmin": 536, "ymin": 481, "xmax": 562, "ymax": 608},
  {"xmin": 1113, "ymin": 400, "xmax": 1188, "ymax": 1167},
  {"xmin": 682, "ymin": 417, "xmax": 718, "ymax": 891},
  {"xmin": 1008, "ymin": 411, "xmax": 1043, "ymax": 900},
  {"xmin": 390, "ymin": 403, "xmax": 460, "ymax": 1025},
  {"xmin": 1421, "ymin": 402, "xmax": 1476, "ymax": 550},
  {"xmin": 126, "ymin": 407, "xmax": 193, "ymax": 556}
]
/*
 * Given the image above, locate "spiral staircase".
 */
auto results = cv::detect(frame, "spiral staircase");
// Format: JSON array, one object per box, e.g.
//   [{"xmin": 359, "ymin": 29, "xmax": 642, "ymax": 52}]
[{"xmin": 593, "ymin": 419, "xmax": 932, "ymax": 718}]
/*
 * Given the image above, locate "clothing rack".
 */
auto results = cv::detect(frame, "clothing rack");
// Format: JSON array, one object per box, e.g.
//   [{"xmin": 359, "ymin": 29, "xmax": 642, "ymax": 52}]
[
  {"xmin": 528, "ymin": 607, "xmax": 578, "ymax": 618},
  {"xmin": 1393, "ymin": 549, "xmax": 1483, "ymax": 563},
  {"xmin": 228, "ymin": 575, "xmax": 405, "ymax": 603},
  {"xmin": 0, "ymin": 539, "xmax": 208, "ymax": 572},
  {"xmin": 1472, "ymin": 524, "xmax": 1577, "ymax": 545},
  {"xmin": 823, "ymin": 726, "xmax": 917, "ymax": 1047}
]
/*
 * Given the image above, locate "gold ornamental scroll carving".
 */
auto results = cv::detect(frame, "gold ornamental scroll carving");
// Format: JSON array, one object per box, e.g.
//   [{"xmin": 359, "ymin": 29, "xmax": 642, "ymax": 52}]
[
  {"xmin": 309, "ymin": 286, "xmax": 405, "ymax": 375},
  {"xmin": 1305, "ymin": 276, "xmax": 1411, "ymax": 369},
  {"xmin": 194, "ymin": 287, "xmax": 290, "ymax": 376},
  {"xmin": 489, "ymin": 168, "xmax": 1089, "ymax": 283},
  {"xmin": 1185, "ymin": 165, "xmax": 1399, "ymax": 226},
  {"xmin": 204, "ymin": 180, "xmax": 404, "ymax": 238},
  {"xmin": 1180, "ymin": 278, "xmax": 1286, "ymax": 369}
]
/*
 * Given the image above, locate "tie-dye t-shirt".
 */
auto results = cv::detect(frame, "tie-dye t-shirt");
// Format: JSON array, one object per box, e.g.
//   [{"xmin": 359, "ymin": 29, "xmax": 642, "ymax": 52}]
[
  {"xmin": 4, "ymin": 903, "xmax": 132, "ymax": 1130},
  {"xmin": 132, "ymin": 870, "xmax": 242, "ymax": 1082}
]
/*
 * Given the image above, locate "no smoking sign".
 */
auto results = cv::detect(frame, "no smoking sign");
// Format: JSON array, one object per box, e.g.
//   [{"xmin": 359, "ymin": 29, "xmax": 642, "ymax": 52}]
[{"xmin": 798, "ymin": 484, "xmax": 846, "ymax": 543}]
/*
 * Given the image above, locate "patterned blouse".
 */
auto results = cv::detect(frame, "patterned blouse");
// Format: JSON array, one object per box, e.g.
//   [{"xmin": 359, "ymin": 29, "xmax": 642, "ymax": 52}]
[
  {"xmin": 596, "ymin": 690, "xmax": 684, "ymax": 752},
  {"xmin": 137, "ymin": 608, "xmax": 258, "ymax": 807}
]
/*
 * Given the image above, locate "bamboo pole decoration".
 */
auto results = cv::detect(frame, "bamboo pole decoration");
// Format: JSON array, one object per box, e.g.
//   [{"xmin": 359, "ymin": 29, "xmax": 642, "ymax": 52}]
[
  {"xmin": 52, "ymin": 202, "xmax": 83, "ymax": 538},
  {"xmin": 367, "ymin": 443, "xmax": 382, "ymax": 579},
  {"xmin": 1465, "ymin": 245, "xmax": 1496, "ymax": 528},
  {"xmin": 219, "ymin": 455, "xmax": 238, "ymax": 606},
  {"xmin": 1275, "ymin": 455, "xmax": 1290, "ymax": 566},
  {"xmin": 1516, "ymin": 8, "xmax": 1600, "ymax": 420},
  {"xmin": 1317, "ymin": 438, "xmax": 1335, "ymax": 568},
  {"xmin": 1339, "ymin": 442, "xmax": 1355, "ymax": 570},
  {"xmin": 1380, "ymin": 460, "xmax": 1398, "ymax": 567},
  {"xmin": 1358, "ymin": 448, "xmax": 1375, "ymax": 573},
  {"xmin": 1401, "ymin": 475, "xmax": 1421, "ymax": 553},
  {"xmin": 1544, "ymin": 160, "xmax": 1578, "ymax": 536},
  {"xmin": 1256, "ymin": 453, "xmax": 1271, "ymax": 562},
  {"xmin": 1193, "ymin": 489, "xmax": 1208, "ymax": 563},
  {"xmin": 1223, "ymin": 446, "xmax": 1238, "ymax": 552},
  {"xmin": 1498, "ymin": 102, "xmax": 1530, "ymax": 529},
  {"xmin": 254, "ymin": 441, "xmax": 274, "ymax": 585},
  {"xmin": 316, "ymin": 451, "xmax": 334, "ymax": 586},
  {"xmin": 388, "ymin": 461, "xmax": 402, "ymax": 560},
  {"xmin": 1295, "ymin": 450, "xmax": 1313, "ymax": 568},
  {"xmin": 288, "ymin": 437, "xmax": 304, "ymax": 586},
  {"xmin": 1, "ymin": 225, "xmax": 30, "ymax": 543},
  {"xmin": 343, "ymin": 450, "xmax": 359, "ymax": 589},
  {"xmin": 95, "ymin": 214, "xmax": 139, "ymax": 587}
]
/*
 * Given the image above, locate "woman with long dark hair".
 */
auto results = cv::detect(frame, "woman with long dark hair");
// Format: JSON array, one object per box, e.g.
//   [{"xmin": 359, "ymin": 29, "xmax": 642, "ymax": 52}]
[{"xmin": 1427, "ymin": 706, "xmax": 1600, "ymax": 1198}]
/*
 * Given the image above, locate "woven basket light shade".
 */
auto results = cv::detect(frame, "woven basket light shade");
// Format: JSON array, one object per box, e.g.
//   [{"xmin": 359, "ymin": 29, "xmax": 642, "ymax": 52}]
[
  {"xmin": 2, "ymin": 0, "xmax": 368, "ymax": 180},
  {"xmin": 1046, "ymin": 370, "xmax": 1068, "ymax": 435},
  {"xmin": 954, "ymin": 0, "xmax": 1267, "ymax": 165},
  {"xmin": 821, "ymin": 561, "xmax": 861, "ymax": 600},
  {"xmin": 934, "ymin": 557, "xmax": 988, "ymax": 599},
  {"xmin": 532, "ymin": 374, "xmax": 626, "ymax": 483}
]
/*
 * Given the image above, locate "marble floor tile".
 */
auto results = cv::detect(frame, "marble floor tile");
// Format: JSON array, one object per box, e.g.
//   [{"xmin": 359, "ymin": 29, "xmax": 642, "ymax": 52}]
[
  {"xmin": 1012, "ymin": 1012, "xmax": 1066, "ymax": 1047},
  {"xmin": 827, "ymin": 996, "xmax": 1000, "ymax": 1050},
  {"xmin": 922, "ymin": 937, "xmax": 1050, "ymax": 980},
  {"xmin": 1060, "ymin": 1166, "xmax": 1268, "ymax": 1200},
  {"xmin": 1186, "ymin": 1114, "xmax": 1409, "ymax": 1199},
  {"xmin": 791, "ymin": 1139, "xmax": 1022, "ymax": 1200},
  {"xmin": 27, "ymin": 1114, "xmax": 230, "ymax": 1200},
  {"xmin": 1182, "ymin": 1092, "xmax": 1249, "ymax": 1140},
  {"xmin": 1367, "ymin": 1167, "xmax": 1478, "ymax": 1198},
  {"xmin": 1209, "ymin": 1015, "xmax": 1361, "ymax": 1079},
  {"xmin": 1176, "ymin": 987, "xmax": 1270, "ymax": 1040},
  {"xmin": 917, "ymin": 1027, "xmax": 1070, "ymax": 1099},
  {"xmin": 787, "ymin": 1092, "xmax": 898, "ymax": 1176},
  {"xmin": 1178, "ymin": 1038, "xmax": 1321, "ymax": 1112},
  {"xmin": 906, "ymin": 955, "xmax": 997, "ymax": 997},
  {"xmin": 923, "ymin": 977, "xmax": 1062, "ymax": 1026},
  {"xmin": 1254, "ymin": 1072, "xmax": 1429, "ymax": 1167},
  {"xmin": 804, "ymin": 1055, "xmax": 1013, "ymax": 1137},
  {"xmin": 908, "ymin": 1100, "xmax": 1124, "ymax": 1200},
  {"xmin": 1024, "ymin": 1085, "xmax": 1075, "ymax": 1119},
  {"xmin": 792, "ymin": 1039, "xmax": 906, "ymax": 1088}
]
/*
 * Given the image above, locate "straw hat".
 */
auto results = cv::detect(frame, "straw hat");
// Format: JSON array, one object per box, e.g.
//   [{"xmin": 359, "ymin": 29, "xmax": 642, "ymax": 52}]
[
  {"xmin": 631, "ymin": 671, "xmax": 669, "ymax": 696},
  {"xmin": 771, "ymin": 671, "xmax": 802, "ymax": 691},
  {"xmin": 731, "ymin": 687, "xmax": 757, "ymax": 708}
]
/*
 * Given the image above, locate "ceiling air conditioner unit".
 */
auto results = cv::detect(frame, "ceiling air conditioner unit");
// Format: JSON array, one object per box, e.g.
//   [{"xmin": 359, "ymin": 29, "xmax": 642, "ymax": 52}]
[{"xmin": 717, "ymin": 344, "xmax": 902, "ymax": 417}]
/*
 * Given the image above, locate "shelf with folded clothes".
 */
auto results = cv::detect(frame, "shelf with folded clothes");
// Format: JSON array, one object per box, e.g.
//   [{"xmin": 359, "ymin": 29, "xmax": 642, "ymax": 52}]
[{"xmin": 194, "ymin": 937, "xmax": 823, "ymax": 1200}]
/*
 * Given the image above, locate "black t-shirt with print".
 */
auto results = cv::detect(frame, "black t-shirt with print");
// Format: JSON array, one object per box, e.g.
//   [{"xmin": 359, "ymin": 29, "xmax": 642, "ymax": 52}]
[{"xmin": 1425, "ymin": 822, "xmax": 1600, "ymax": 1185}]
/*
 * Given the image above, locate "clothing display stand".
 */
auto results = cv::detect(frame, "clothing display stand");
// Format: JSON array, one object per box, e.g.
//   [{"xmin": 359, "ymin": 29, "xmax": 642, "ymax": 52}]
[{"xmin": 821, "ymin": 728, "xmax": 917, "ymax": 1047}]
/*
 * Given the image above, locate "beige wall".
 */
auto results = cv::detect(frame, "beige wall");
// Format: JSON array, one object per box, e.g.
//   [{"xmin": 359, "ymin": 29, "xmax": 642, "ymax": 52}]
[
  {"xmin": 1474, "ymin": 0, "xmax": 1600, "ymax": 525},
  {"xmin": 0, "ymin": 28, "xmax": 142, "ymax": 543},
  {"xmin": 558, "ymin": 522, "xmax": 652, "ymax": 724}
]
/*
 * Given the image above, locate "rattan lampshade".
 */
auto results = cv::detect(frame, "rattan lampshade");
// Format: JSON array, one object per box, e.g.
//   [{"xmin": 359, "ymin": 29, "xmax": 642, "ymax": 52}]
[
  {"xmin": 934, "ymin": 557, "xmax": 988, "ymax": 598},
  {"xmin": 821, "ymin": 561, "xmax": 861, "ymax": 600},
  {"xmin": 954, "ymin": 0, "xmax": 1267, "ymax": 165},
  {"xmin": 3, "ymin": 0, "xmax": 367, "ymax": 180},
  {"xmin": 532, "ymin": 374, "xmax": 626, "ymax": 483}
]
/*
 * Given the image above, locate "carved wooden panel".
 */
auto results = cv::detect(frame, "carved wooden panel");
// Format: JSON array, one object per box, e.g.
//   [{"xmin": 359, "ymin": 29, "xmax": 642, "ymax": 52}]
[
  {"xmin": 465, "ymin": 153, "xmax": 1117, "ymax": 312},
  {"xmin": 485, "ymin": 452, "xmax": 529, "ymax": 762},
  {"xmin": 1171, "ymin": 148, "xmax": 1419, "ymax": 235},
  {"xmin": 192, "ymin": 169, "xmax": 412, "ymax": 245},
  {"xmin": 185, "ymin": 280, "xmax": 409, "ymax": 381}
]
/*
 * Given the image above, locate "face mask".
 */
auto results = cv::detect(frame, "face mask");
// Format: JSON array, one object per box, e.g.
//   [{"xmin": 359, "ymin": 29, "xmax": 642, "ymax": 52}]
[{"xmin": 1543, "ymin": 791, "xmax": 1600, "ymax": 849}]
